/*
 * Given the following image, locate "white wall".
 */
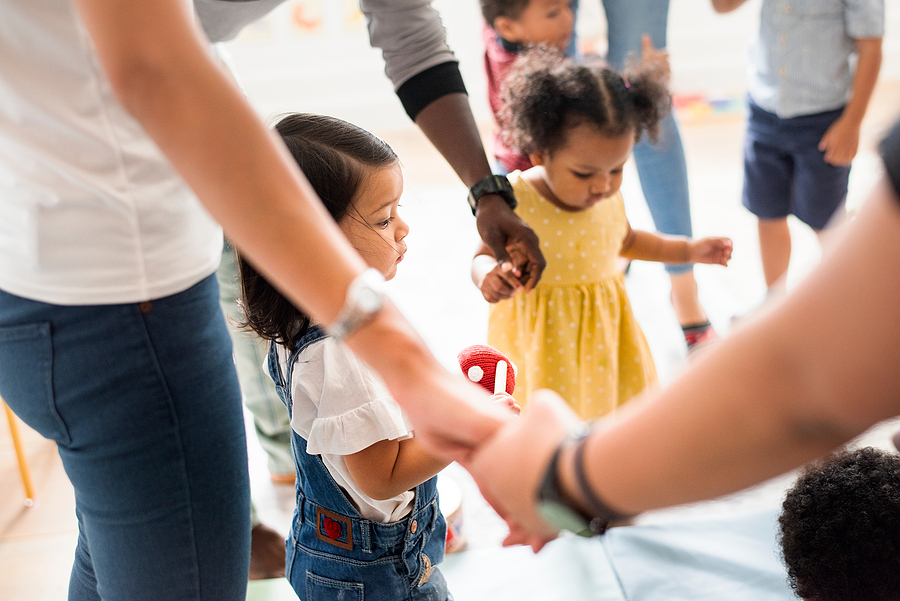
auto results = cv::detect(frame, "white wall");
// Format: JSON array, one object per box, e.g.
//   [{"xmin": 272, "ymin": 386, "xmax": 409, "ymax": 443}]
[{"xmin": 222, "ymin": 0, "xmax": 900, "ymax": 133}]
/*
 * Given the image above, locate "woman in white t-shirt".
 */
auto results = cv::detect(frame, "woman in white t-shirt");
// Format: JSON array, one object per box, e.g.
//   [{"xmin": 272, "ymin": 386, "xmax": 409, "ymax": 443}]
[{"xmin": 0, "ymin": 1, "xmax": 516, "ymax": 600}]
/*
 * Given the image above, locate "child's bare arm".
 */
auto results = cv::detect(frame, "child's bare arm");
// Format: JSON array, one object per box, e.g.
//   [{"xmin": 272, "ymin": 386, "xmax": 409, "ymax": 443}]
[
  {"xmin": 346, "ymin": 392, "xmax": 521, "ymax": 501},
  {"xmin": 819, "ymin": 38, "xmax": 883, "ymax": 167},
  {"xmin": 345, "ymin": 437, "xmax": 450, "ymax": 501},
  {"xmin": 473, "ymin": 241, "xmax": 523, "ymax": 303},
  {"xmin": 711, "ymin": 0, "xmax": 749, "ymax": 13},
  {"xmin": 621, "ymin": 224, "xmax": 732, "ymax": 266}
]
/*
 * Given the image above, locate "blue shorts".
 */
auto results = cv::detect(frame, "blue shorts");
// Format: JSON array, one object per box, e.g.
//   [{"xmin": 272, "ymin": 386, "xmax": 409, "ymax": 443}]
[{"xmin": 742, "ymin": 101, "xmax": 851, "ymax": 230}]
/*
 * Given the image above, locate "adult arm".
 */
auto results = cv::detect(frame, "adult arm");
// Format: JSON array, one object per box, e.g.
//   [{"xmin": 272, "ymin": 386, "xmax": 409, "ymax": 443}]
[
  {"xmin": 466, "ymin": 171, "xmax": 900, "ymax": 540},
  {"xmin": 819, "ymin": 38, "xmax": 883, "ymax": 166},
  {"xmin": 74, "ymin": 0, "xmax": 507, "ymax": 459},
  {"xmin": 362, "ymin": 0, "xmax": 545, "ymax": 290}
]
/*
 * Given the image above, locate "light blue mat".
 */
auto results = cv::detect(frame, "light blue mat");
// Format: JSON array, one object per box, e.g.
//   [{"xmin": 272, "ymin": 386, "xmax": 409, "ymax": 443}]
[
  {"xmin": 442, "ymin": 537, "xmax": 625, "ymax": 601},
  {"xmin": 247, "ymin": 509, "xmax": 795, "ymax": 600},
  {"xmin": 603, "ymin": 508, "xmax": 795, "ymax": 601}
]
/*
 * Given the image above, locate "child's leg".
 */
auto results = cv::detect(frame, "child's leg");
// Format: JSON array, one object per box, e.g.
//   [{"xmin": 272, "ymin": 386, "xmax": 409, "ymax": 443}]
[
  {"xmin": 757, "ymin": 217, "xmax": 792, "ymax": 290},
  {"xmin": 669, "ymin": 269, "xmax": 706, "ymax": 325},
  {"xmin": 742, "ymin": 102, "xmax": 795, "ymax": 293}
]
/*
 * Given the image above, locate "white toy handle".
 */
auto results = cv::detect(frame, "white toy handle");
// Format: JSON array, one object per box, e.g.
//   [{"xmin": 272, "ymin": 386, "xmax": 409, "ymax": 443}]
[{"xmin": 494, "ymin": 360, "xmax": 507, "ymax": 394}]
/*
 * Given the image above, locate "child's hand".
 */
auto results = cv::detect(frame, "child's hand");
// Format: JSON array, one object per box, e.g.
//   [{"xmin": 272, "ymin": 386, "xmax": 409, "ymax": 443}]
[
  {"xmin": 689, "ymin": 237, "xmax": 733, "ymax": 266},
  {"xmin": 819, "ymin": 116, "xmax": 861, "ymax": 166},
  {"xmin": 490, "ymin": 392, "xmax": 521, "ymax": 416},
  {"xmin": 481, "ymin": 262, "xmax": 523, "ymax": 303},
  {"xmin": 640, "ymin": 34, "xmax": 670, "ymax": 82}
]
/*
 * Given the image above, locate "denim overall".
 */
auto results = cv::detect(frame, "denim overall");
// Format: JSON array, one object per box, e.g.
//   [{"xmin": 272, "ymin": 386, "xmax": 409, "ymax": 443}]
[{"xmin": 267, "ymin": 326, "xmax": 449, "ymax": 601}]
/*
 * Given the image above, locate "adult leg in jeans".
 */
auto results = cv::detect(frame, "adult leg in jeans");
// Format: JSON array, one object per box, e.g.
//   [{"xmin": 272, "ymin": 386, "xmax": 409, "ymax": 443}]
[
  {"xmin": 601, "ymin": 0, "xmax": 714, "ymax": 345},
  {"xmin": 0, "ymin": 275, "xmax": 251, "ymax": 601}
]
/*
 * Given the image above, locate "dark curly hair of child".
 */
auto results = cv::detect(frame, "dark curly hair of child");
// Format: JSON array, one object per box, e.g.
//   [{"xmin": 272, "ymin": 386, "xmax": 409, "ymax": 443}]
[
  {"xmin": 778, "ymin": 446, "xmax": 900, "ymax": 601},
  {"xmin": 235, "ymin": 113, "xmax": 398, "ymax": 349},
  {"xmin": 480, "ymin": 0, "xmax": 530, "ymax": 27},
  {"xmin": 499, "ymin": 47, "xmax": 671, "ymax": 157}
]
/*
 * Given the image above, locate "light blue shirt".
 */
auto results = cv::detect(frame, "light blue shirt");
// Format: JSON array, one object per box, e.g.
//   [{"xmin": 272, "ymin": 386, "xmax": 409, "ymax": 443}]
[{"xmin": 747, "ymin": 0, "xmax": 883, "ymax": 119}]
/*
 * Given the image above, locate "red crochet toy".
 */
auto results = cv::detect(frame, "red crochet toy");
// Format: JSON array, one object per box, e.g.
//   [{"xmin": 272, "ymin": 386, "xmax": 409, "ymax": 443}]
[{"xmin": 458, "ymin": 344, "xmax": 516, "ymax": 395}]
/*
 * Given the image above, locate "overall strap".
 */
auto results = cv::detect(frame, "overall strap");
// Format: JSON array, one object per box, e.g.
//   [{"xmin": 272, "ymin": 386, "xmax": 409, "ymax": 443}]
[
  {"xmin": 266, "ymin": 325, "xmax": 328, "ymax": 417},
  {"xmin": 267, "ymin": 327, "xmax": 362, "ymax": 518}
]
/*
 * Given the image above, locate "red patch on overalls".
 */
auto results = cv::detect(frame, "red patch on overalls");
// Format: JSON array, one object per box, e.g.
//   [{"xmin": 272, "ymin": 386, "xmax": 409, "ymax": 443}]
[{"xmin": 315, "ymin": 507, "xmax": 353, "ymax": 551}]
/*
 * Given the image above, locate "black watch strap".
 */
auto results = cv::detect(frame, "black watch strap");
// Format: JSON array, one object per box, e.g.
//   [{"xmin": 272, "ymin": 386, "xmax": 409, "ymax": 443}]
[
  {"xmin": 538, "ymin": 432, "xmax": 631, "ymax": 536},
  {"xmin": 571, "ymin": 434, "xmax": 632, "ymax": 534},
  {"xmin": 467, "ymin": 174, "xmax": 517, "ymax": 215}
]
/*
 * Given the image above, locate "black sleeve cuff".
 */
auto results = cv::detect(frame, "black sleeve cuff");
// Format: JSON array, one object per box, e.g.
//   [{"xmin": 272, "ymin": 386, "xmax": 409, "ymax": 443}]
[
  {"xmin": 396, "ymin": 61, "xmax": 467, "ymax": 122},
  {"xmin": 880, "ymin": 119, "xmax": 900, "ymax": 201}
]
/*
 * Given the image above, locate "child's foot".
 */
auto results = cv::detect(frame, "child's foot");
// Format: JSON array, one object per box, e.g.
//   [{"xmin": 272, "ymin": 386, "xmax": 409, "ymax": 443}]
[
  {"xmin": 249, "ymin": 523, "xmax": 286, "ymax": 580},
  {"xmin": 682, "ymin": 321, "xmax": 716, "ymax": 352}
]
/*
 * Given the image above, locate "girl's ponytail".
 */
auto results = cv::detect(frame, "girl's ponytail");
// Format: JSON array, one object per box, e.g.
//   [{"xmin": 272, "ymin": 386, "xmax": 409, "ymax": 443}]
[
  {"xmin": 500, "ymin": 48, "xmax": 672, "ymax": 155},
  {"xmin": 620, "ymin": 58, "xmax": 671, "ymax": 143}
]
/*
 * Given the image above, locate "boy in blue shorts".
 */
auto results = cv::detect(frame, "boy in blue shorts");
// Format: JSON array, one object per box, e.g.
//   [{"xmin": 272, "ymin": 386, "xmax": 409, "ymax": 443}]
[{"xmin": 713, "ymin": 0, "xmax": 883, "ymax": 294}]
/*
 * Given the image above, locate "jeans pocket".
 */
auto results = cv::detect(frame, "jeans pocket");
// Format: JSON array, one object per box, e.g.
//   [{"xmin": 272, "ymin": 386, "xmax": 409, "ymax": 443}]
[
  {"xmin": 0, "ymin": 322, "xmax": 70, "ymax": 445},
  {"xmin": 306, "ymin": 572, "xmax": 364, "ymax": 601}
]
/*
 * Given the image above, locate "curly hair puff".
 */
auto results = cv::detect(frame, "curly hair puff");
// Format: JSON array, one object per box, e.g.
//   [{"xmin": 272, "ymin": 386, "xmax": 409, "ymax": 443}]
[
  {"xmin": 499, "ymin": 47, "xmax": 670, "ymax": 157},
  {"xmin": 778, "ymin": 447, "xmax": 900, "ymax": 601}
]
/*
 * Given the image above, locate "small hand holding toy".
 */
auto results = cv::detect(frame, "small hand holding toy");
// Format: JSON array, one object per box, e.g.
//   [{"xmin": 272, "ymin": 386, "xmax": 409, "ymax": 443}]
[{"xmin": 458, "ymin": 344, "xmax": 520, "ymax": 415}]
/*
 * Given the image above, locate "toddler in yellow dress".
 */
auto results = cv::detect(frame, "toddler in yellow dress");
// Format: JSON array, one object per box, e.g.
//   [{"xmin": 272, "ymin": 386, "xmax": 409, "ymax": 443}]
[{"xmin": 472, "ymin": 48, "xmax": 733, "ymax": 420}]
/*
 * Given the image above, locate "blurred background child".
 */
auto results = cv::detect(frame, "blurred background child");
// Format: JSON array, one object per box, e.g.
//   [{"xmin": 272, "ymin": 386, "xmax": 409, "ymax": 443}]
[
  {"xmin": 472, "ymin": 50, "xmax": 732, "ymax": 420},
  {"xmin": 712, "ymin": 0, "xmax": 884, "ymax": 296}
]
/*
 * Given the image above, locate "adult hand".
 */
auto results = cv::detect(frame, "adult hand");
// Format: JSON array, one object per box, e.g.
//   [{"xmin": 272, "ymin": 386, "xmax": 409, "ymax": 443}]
[
  {"xmin": 463, "ymin": 390, "xmax": 582, "ymax": 550},
  {"xmin": 640, "ymin": 34, "xmax": 670, "ymax": 81},
  {"xmin": 476, "ymin": 194, "xmax": 545, "ymax": 291}
]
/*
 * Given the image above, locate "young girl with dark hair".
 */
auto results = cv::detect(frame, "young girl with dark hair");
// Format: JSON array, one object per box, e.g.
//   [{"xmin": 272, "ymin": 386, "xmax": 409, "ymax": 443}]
[
  {"xmin": 472, "ymin": 50, "xmax": 733, "ymax": 420},
  {"xmin": 238, "ymin": 113, "xmax": 515, "ymax": 600}
]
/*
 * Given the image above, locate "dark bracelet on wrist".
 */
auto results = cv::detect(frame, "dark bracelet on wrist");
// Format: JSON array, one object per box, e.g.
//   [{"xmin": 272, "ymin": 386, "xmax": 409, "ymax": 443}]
[
  {"xmin": 572, "ymin": 434, "xmax": 632, "ymax": 533},
  {"xmin": 467, "ymin": 174, "xmax": 517, "ymax": 215}
]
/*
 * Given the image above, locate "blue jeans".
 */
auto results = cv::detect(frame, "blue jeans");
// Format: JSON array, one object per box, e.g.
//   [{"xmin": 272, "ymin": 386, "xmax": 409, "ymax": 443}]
[
  {"xmin": 269, "ymin": 327, "xmax": 449, "ymax": 601},
  {"xmin": 576, "ymin": 0, "xmax": 695, "ymax": 274},
  {"xmin": 0, "ymin": 275, "xmax": 250, "ymax": 601}
]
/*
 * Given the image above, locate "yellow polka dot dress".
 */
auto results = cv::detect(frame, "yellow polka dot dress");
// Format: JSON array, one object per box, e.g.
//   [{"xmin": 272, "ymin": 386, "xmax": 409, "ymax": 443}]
[{"xmin": 487, "ymin": 172, "xmax": 658, "ymax": 420}]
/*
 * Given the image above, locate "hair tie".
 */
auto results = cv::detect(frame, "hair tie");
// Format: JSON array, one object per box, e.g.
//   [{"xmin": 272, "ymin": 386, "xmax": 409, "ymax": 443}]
[{"xmin": 624, "ymin": 81, "xmax": 631, "ymax": 89}]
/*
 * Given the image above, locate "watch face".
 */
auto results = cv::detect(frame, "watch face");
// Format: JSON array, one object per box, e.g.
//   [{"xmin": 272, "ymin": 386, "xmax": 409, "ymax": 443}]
[
  {"xmin": 538, "ymin": 501, "xmax": 591, "ymax": 536},
  {"xmin": 357, "ymin": 286, "xmax": 382, "ymax": 313}
]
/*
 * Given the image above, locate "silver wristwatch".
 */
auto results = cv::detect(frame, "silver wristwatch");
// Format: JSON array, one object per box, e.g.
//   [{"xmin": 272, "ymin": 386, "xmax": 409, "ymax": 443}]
[{"xmin": 325, "ymin": 268, "xmax": 386, "ymax": 340}]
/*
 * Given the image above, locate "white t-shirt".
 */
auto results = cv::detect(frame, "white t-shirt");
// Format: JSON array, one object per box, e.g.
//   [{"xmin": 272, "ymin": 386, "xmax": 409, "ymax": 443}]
[
  {"xmin": 0, "ymin": 0, "xmax": 222, "ymax": 305},
  {"xmin": 275, "ymin": 339, "xmax": 416, "ymax": 523}
]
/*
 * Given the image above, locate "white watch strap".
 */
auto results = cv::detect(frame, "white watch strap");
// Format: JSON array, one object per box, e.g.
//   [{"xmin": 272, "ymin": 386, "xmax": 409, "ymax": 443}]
[{"xmin": 325, "ymin": 268, "xmax": 386, "ymax": 340}]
